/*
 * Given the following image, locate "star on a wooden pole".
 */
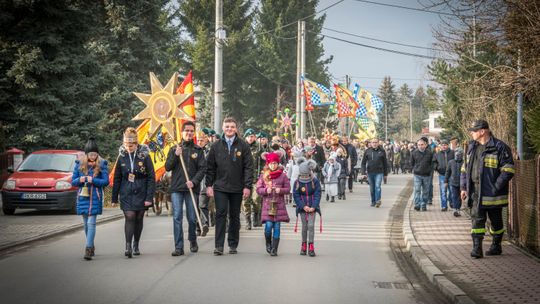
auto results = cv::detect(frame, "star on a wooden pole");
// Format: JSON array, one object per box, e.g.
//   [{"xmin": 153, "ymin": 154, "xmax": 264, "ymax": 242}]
[{"xmin": 132, "ymin": 72, "xmax": 194, "ymax": 139}]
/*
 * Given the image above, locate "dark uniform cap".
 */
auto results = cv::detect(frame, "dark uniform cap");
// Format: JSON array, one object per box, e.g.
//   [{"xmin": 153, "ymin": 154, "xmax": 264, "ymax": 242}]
[
  {"xmin": 84, "ymin": 137, "xmax": 99, "ymax": 154},
  {"xmin": 468, "ymin": 119, "xmax": 489, "ymax": 131},
  {"xmin": 244, "ymin": 128, "xmax": 256, "ymax": 137},
  {"xmin": 202, "ymin": 127, "xmax": 211, "ymax": 135},
  {"xmin": 257, "ymin": 131, "xmax": 269, "ymax": 139},
  {"xmin": 440, "ymin": 139, "xmax": 449, "ymax": 145}
]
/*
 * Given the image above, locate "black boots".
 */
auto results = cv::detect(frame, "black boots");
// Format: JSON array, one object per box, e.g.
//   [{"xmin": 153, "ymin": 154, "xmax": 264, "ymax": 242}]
[
  {"xmin": 265, "ymin": 234, "xmax": 272, "ymax": 254},
  {"xmin": 253, "ymin": 211, "xmax": 262, "ymax": 227},
  {"xmin": 245, "ymin": 214, "xmax": 252, "ymax": 230},
  {"xmin": 190, "ymin": 240, "xmax": 199, "ymax": 253},
  {"xmin": 84, "ymin": 247, "xmax": 92, "ymax": 260},
  {"xmin": 470, "ymin": 235, "xmax": 484, "ymax": 259},
  {"xmin": 133, "ymin": 241, "xmax": 140, "ymax": 256},
  {"xmin": 485, "ymin": 234, "xmax": 503, "ymax": 256},
  {"xmin": 270, "ymin": 238, "xmax": 280, "ymax": 256},
  {"xmin": 125, "ymin": 242, "xmax": 133, "ymax": 258}
]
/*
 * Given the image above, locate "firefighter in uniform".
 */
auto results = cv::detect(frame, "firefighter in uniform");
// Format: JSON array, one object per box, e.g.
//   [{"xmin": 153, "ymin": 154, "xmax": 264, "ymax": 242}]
[
  {"xmin": 241, "ymin": 128, "xmax": 259, "ymax": 230},
  {"xmin": 460, "ymin": 120, "xmax": 515, "ymax": 258}
]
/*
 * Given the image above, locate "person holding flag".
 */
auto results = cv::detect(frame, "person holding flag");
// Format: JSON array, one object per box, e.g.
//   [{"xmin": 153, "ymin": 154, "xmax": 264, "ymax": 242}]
[{"xmin": 165, "ymin": 121, "xmax": 206, "ymax": 256}]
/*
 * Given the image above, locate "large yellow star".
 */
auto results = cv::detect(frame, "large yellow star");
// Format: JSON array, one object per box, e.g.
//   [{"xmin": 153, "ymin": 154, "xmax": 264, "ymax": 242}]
[{"xmin": 132, "ymin": 72, "xmax": 194, "ymax": 139}]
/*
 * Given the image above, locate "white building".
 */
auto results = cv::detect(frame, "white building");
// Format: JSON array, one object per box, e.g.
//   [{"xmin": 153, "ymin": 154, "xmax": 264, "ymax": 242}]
[{"xmin": 422, "ymin": 111, "xmax": 444, "ymax": 136}]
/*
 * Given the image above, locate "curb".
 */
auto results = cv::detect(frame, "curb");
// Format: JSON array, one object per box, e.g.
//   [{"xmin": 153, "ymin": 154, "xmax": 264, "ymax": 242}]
[
  {"xmin": 0, "ymin": 211, "xmax": 124, "ymax": 254},
  {"xmin": 402, "ymin": 198, "xmax": 476, "ymax": 304}
]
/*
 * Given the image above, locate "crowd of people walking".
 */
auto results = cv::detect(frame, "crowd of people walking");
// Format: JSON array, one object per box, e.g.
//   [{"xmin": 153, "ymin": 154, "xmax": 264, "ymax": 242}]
[{"xmin": 71, "ymin": 118, "xmax": 513, "ymax": 262}]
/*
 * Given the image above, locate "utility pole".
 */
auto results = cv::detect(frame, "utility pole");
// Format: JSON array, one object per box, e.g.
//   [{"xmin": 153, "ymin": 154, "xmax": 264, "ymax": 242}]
[
  {"xmin": 517, "ymin": 50, "xmax": 523, "ymax": 159},
  {"xmin": 409, "ymin": 97, "xmax": 413, "ymax": 142},
  {"xmin": 385, "ymin": 99, "xmax": 388, "ymax": 141},
  {"xmin": 214, "ymin": 0, "xmax": 224, "ymax": 133},
  {"xmin": 295, "ymin": 21, "xmax": 301, "ymax": 140},
  {"xmin": 300, "ymin": 21, "xmax": 306, "ymax": 139}
]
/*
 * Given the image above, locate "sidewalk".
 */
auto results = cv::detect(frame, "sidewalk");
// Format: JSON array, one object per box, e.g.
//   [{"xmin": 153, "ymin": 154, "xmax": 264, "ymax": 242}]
[
  {"xmin": 403, "ymin": 177, "xmax": 540, "ymax": 304},
  {"xmin": 0, "ymin": 207, "xmax": 123, "ymax": 253}
]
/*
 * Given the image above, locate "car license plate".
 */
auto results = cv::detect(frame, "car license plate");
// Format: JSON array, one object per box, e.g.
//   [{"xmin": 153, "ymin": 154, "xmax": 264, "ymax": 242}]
[{"xmin": 22, "ymin": 193, "xmax": 47, "ymax": 200}]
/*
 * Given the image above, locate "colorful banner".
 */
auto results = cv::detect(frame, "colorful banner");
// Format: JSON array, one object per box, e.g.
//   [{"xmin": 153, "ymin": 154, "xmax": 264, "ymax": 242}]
[
  {"xmin": 334, "ymin": 85, "xmax": 357, "ymax": 118},
  {"xmin": 302, "ymin": 77, "xmax": 334, "ymax": 108}
]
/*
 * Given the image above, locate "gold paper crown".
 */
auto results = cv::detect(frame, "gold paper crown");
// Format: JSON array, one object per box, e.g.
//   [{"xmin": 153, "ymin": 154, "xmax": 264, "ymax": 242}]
[{"xmin": 123, "ymin": 134, "xmax": 138, "ymax": 143}]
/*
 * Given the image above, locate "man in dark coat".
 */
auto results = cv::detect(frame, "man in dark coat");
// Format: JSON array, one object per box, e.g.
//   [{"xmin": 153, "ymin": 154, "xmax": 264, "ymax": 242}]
[
  {"xmin": 206, "ymin": 117, "xmax": 254, "ymax": 255},
  {"xmin": 341, "ymin": 137, "xmax": 358, "ymax": 193},
  {"xmin": 165, "ymin": 121, "xmax": 206, "ymax": 256},
  {"xmin": 433, "ymin": 139, "xmax": 454, "ymax": 211}
]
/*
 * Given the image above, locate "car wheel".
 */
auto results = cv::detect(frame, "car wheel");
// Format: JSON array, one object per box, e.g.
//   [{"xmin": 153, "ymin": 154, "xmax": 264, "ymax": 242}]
[{"xmin": 2, "ymin": 207, "xmax": 15, "ymax": 215}]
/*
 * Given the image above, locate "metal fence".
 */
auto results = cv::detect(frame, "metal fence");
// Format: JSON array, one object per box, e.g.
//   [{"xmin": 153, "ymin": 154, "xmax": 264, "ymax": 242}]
[{"xmin": 507, "ymin": 155, "xmax": 540, "ymax": 256}]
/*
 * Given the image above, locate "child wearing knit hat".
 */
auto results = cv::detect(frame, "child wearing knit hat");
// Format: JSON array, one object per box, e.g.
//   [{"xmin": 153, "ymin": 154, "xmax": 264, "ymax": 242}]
[
  {"xmin": 256, "ymin": 152, "xmax": 290, "ymax": 256},
  {"xmin": 293, "ymin": 158, "xmax": 321, "ymax": 257}
]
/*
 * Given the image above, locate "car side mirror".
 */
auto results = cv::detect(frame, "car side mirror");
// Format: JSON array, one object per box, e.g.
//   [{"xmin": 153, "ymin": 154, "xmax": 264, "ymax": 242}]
[{"xmin": 7, "ymin": 168, "xmax": 14, "ymax": 174}]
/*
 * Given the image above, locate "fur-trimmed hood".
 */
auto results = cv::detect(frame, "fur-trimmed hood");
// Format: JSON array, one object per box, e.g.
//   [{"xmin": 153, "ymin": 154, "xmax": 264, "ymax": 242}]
[{"xmin": 118, "ymin": 144, "xmax": 151, "ymax": 159}]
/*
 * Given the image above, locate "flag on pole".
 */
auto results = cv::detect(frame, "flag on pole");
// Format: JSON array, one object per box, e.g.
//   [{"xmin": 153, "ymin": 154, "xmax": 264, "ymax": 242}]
[
  {"xmin": 302, "ymin": 77, "xmax": 333, "ymax": 107},
  {"xmin": 354, "ymin": 84, "xmax": 379, "ymax": 122},
  {"xmin": 371, "ymin": 95, "xmax": 384, "ymax": 112},
  {"xmin": 334, "ymin": 85, "xmax": 356, "ymax": 118},
  {"xmin": 175, "ymin": 70, "xmax": 196, "ymax": 142}
]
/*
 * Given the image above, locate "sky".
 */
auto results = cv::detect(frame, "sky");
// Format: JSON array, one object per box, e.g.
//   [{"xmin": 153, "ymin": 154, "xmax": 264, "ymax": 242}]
[{"xmin": 316, "ymin": 0, "xmax": 443, "ymax": 93}]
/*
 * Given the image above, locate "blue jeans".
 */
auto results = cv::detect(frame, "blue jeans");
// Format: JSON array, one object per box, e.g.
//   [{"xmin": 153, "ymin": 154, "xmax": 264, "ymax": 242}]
[
  {"xmin": 82, "ymin": 215, "xmax": 96, "ymax": 248},
  {"xmin": 367, "ymin": 173, "xmax": 383, "ymax": 205},
  {"xmin": 264, "ymin": 221, "xmax": 281, "ymax": 239},
  {"xmin": 449, "ymin": 185, "xmax": 461, "ymax": 210},
  {"xmin": 414, "ymin": 175, "xmax": 431, "ymax": 208},
  {"xmin": 438, "ymin": 175, "xmax": 449, "ymax": 208},
  {"xmin": 172, "ymin": 192, "xmax": 197, "ymax": 250}
]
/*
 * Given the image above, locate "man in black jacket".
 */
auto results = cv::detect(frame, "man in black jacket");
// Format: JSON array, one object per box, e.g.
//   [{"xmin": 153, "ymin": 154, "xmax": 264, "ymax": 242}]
[
  {"xmin": 308, "ymin": 136, "xmax": 326, "ymax": 188},
  {"xmin": 341, "ymin": 137, "xmax": 358, "ymax": 193},
  {"xmin": 433, "ymin": 140, "xmax": 454, "ymax": 211},
  {"xmin": 165, "ymin": 121, "xmax": 206, "ymax": 256},
  {"xmin": 206, "ymin": 117, "xmax": 254, "ymax": 255},
  {"xmin": 360, "ymin": 138, "xmax": 388, "ymax": 207},
  {"xmin": 411, "ymin": 138, "xmax": 434, "ymax": 211}
]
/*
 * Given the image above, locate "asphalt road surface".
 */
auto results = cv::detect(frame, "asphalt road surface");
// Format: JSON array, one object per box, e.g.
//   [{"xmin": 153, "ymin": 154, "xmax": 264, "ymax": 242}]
[{"xmin": 0, "ymin": 175, "xmax": 447, "ymax": 304}]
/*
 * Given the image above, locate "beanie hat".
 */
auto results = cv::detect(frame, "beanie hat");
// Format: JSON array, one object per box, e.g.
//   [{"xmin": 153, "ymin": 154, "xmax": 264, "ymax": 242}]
[
  {"xmin": 84, "ymin": 137, "xmax": 99, "ymax": 154},
  {"xmin": 265, "ymin": 152, "xmax": 280, "ymax": 165},
  {"xmin": 297, "ymin": 159, "xmax": 317, "ymax": 182},
  {"xmin": 329, "ymin": 152, "xmax": 337, "ymax": 160}
]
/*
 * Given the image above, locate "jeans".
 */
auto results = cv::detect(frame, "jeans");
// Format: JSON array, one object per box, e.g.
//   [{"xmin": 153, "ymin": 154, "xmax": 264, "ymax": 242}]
[
  {"xmin": 438, "ymin": 175, "xmax": 449, "ymax": 208},
  {"xmin": 82, "ymin": 215, "xmax": 97, "ymax": 248},
  {"xmin": 214, "ymin": 191, "xmax": 243, "ymax": 249},
  {"xmin": 172, "ymin": 192, "xmax": 197, "ymax": 250},
  {"xmin": 428, "ymin": 172, "xmax": 434, "ymax": 203},
  {"xmin": 414, "ymin": 175, "xmax": 431, "ymax": 208},
  {"xmin": 367, "ymin": 173, "xmax": 383, "ymax": 205},
  {"xmin": 264, "ymin": 221, "xmax": 281, "ymax": 239},
  {"xmin": 449, "ymin": 185, "xmax": 461, "ymax": 210}
]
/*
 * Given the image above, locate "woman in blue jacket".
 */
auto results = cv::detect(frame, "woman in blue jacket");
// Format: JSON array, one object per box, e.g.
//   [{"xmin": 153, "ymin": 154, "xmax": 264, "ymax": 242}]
[{"xmin": 72, "ymin": 138, "xmax": 109, "ymax": 260}]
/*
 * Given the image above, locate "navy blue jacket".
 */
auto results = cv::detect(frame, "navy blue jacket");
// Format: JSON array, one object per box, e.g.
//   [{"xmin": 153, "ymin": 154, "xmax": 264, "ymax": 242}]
[
  {"xmin": 460, "ymin": 136, "xmax": 515, "ymax": 209},
  {"xmin": 112, "ymin": 145, "xmax": 156, "ymax": 211},
  {"xmin": 293, "ymin": 177, "xmax": 322, "ymax": 216}
]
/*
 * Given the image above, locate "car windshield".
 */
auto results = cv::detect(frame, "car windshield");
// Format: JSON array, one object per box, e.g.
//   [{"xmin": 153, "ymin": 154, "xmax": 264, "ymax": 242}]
[{"xmin": 17, "ymin": 154, "xmax": 77, "ymax": 173}]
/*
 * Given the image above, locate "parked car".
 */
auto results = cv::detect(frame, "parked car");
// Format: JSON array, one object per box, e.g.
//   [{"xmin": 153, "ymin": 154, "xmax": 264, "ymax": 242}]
[{"xmin": 1, "ymin": 150, "xmax": 83, "ymax": 215}]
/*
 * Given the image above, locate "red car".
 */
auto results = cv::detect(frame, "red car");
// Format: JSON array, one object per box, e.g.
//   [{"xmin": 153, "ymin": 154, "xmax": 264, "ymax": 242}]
[{"xmin": 1, "ymin": 150, "xmax": 84, "ymax": 215}]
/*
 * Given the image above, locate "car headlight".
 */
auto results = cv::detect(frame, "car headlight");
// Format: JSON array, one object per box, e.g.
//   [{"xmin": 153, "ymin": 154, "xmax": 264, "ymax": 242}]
[
  {"xmin": 55, "ymin": 181, "xmax": 72, "ymax": 190},
  {"xmin": 3, "ymin": 180, "xmax": 16, "ymax": 190}
]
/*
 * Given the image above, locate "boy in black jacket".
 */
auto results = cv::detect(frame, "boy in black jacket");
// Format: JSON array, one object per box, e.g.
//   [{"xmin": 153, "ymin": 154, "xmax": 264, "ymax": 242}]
[{"xmin": 411, "ymin": 138, "xmax": 434, "ymax": 211}]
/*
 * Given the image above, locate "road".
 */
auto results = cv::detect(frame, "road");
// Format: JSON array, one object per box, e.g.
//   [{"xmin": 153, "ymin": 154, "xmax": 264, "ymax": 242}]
[{"xmin": 0, "ymin": 175, "xmax": 448, "ymax": 304}]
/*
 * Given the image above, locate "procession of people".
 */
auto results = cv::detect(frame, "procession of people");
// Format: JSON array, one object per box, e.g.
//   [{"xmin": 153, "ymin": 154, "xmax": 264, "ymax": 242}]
[{"xmin": 73, "ymin": 118, "xmax": 513, "ymax": 262}]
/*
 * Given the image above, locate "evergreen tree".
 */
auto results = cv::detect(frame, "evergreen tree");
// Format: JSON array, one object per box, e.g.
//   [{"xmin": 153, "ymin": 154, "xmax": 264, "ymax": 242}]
[
  {"xmin": 395, "ymin": 83, "xmax": 413, "ymax": 140},
  {"xmin": 255, "ymin": 0, "xmax": 332, "ymax": 136},
  {"xmin": 377, "ymin": 76, "xmax": 398, "ymax": 140},
  {"xmin": 0, "ymin": 0, "xmax": 104, "ymax": 152},
  {"xmin": 178, "ymin": 0, "xmax": 258, "ymax": 129}
]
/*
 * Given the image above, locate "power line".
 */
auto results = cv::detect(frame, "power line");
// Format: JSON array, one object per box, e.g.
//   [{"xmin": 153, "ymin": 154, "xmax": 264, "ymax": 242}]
[
  {"xmin": 255, "ymin": 0, "xmax": 345, "ymax": 37},
  {"xmin": 351, "ymin": 0, "xmax": 457, "ymax": 17},
  {"xmin": 316, "ymin": 32, "xmax": 446, "ymax": 60},
  {"xmin": 322, "ymin": 27, "xmax": 442, "ymax": 51}
]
